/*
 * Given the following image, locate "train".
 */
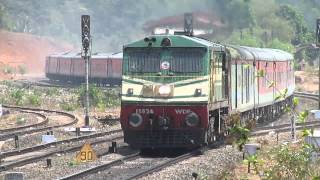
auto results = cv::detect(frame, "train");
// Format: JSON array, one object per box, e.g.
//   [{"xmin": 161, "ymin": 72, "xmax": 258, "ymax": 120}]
[
  {"xmin": 120, "ymin": 34, "xmax": 294, "ymax": 149},
  {"xmin": 45, "ymin": 52, "xmax": 122, "ymax": 86}
]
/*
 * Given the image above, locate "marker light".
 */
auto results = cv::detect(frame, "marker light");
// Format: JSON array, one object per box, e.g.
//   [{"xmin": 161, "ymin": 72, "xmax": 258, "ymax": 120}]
[
  {"xmin": 127, "ymin": 88, "xmax": 133, "ymax": 96},
  {"xmin": 194, "ymin": 88, "xmax": 202, "ymax": 96}
]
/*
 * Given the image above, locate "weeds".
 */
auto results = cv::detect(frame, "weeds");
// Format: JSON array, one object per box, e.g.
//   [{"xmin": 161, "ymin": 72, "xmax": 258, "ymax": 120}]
[
  {"xmin": 10, "ymin": 89, "xmax": 25, "ymax": 105},
  {"xmin": 27, "ymin": 93, "xmax": 41, "ymax": 106},
  {"xmin": 78, "ymin": 84, "xmax": 120, "ymax": 111},
  {"xmin": 16, "ymin": 116, "xmax": 26, "ymax": 125},
  {"xmin": 60, "ymin": 100, "xmax": 78, "ymax": 111},
  {"xmin": 17, "ymin": 65, "xmax": 27, "ymax": 75}
]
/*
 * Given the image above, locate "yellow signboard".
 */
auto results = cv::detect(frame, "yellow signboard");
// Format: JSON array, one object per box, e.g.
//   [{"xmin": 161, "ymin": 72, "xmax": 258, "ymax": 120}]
[{"xmin": 76, "ymin": 143, "xmax": 97, "ymax": 163}]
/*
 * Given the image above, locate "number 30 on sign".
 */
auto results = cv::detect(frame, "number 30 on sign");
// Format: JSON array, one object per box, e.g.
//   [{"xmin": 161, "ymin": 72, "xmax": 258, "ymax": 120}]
[{"xmin": 76, "ymin": 143, "xmax": 97, "ymax": 163}]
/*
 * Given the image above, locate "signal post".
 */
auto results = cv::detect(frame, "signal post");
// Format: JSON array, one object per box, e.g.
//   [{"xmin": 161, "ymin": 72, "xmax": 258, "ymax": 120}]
[{"xmin": 81, "ymin": 15, "xmax": 91, "ymax": 127}]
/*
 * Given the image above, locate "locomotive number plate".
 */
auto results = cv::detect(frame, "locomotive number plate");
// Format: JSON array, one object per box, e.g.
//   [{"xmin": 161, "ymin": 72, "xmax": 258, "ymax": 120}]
[{"xmin": 136, "ymin": 109, "xmax": 154, "ymax": 114}]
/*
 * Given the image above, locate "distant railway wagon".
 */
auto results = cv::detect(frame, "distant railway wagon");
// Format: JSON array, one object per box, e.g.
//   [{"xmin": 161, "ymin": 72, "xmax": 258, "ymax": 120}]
[
  {"xmin": 45, "ymin": 52, "xmax": 122, "ymax": 85},
  {"xmin": 120, "ymin": 35, "xmax": 294, "ymax": 149}
]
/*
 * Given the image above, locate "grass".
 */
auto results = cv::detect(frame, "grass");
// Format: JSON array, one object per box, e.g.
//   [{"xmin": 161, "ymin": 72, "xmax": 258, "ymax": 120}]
[{"xmin": 0, "ymin": 81, "xmax": 121, "ymax": 112}]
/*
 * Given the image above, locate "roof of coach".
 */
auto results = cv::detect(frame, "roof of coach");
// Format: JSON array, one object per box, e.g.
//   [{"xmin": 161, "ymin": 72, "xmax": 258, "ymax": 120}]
[
  {"xmin": 47, "ymin": 52, "xmax": 122, "ymax": 59},
  {"xmin": 227, "ymin": 45, "xmax": 293, "ymax": 61}
]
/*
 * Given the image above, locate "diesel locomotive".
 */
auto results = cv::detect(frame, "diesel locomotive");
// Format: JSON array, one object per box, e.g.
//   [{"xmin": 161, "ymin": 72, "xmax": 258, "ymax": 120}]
[{"xmin": 120, "ymin": 34, "xmax": 294, "ymax": 149}]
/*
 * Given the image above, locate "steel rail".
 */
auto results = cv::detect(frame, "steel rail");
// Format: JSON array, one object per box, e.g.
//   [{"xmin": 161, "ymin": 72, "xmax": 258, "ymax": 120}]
[
  {"xmin": 59, "ymin": 152, "xmax": 140, "ymax": 180},
  {"xmin": 125, "ymin": 149, "xmax": 203, "ymax": 180},
  {"xmin": 251, "ymin": 92, "xmax": 320, "ymax": 136},
  {"xmin": 0, "ymin": 129, "xmax": 122, "ymax": 159},
  {"xmin": 124, "ymin": 92, "xmax": 320, "ymax": 179},
  {"xmin": 0, "ymin": 110, "xmax": 48, "ymax": 134},
  {"xmin": 0, "ymin": 135, "xmax": 123, "ymax": 172},
  {"xmin": 0, "ymin": 105, "xmax": 78, "ymax": 140}
]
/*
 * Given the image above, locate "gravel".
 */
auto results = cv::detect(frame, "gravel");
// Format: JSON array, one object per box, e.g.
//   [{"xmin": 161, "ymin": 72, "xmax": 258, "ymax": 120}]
[
  {"xmin": 138, "ymin": 146, "xmax": 242, "ymax": 180},
  {"xmin": 0, "ymin": 140, "xmax": 129, "ymax": 180},
  {"xmin": 0, "ymin": 111, "xmax": 41, "ymax": 129}
]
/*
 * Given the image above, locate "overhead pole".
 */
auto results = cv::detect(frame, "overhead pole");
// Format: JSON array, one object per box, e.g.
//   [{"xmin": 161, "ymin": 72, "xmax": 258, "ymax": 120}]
[
  {"xmin": 81, "ymin": 15, "xmax": 91, "ymax": 127},
  {"xmin": 316, "ymin": 18, "xmax": 320, "ymax": 109}
]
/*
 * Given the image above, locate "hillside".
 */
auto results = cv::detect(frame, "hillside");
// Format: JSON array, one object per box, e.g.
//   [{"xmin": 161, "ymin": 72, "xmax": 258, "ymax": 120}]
[{"xmin": 0, "ymin": 30, "xmax": 73, "ymax": 78}]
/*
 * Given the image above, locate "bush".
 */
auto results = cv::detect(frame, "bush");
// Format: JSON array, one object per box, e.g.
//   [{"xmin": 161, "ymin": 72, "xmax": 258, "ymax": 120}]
[
  {"xmin": 27, "ymin": 93, "xmax": 41, "ymax": 106},
  {"xmin": 16, "ymin": 117, "xmax": 26, "ymax": 125},
  {"xmin": 263, "ymin": 144, "xmax": 318, "ymax": 179},
  {"xmin": 10, "ymin": 89, "xmax": 25, "ymax": 105},
  {"xmin": 78, "ymin": 84, "xmax": 120, "ymax": 111},
  {"xmin": 60, "ymin": 100, "xmax": 78, "ymax": 111},
  {"xmin": 17, "ymin": 65, "xmax": 27, "ymax": 75},
  {"xmin": 3, "ymin": 65, "xmax": 15, "ymax": 74}
]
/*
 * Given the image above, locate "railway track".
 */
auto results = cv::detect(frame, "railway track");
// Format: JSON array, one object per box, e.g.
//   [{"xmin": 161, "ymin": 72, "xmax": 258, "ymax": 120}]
[
  {"xmin": 13, "ymin": 79, "xmax": 74, "ymax": 88},
  {"xmin": 0, "ymin": 133, "xmax": 123, "ymax": 172},
  {"xmin": 59, "ymin": 147, "xmax": 206, "ymax": 180},
  {"xmin": 58, "ymin": 92, "xmax": 320, "ymax": 180},
  {"xmin": 251, "ymin": 92, "xmax": 320, "ymax": 136},
  {"xmin": 13, "ymin": 79, "xmax": 119, "ymax": 89},
  {"xmin": 294, "ymin": 91, "xmax": 318, "ymax": 100},
  {"xmin": 59, "ymin": 140, "xmax": 223, "ymax": 180},
  {"xmin": 0, "ymin": 129, "xmax": 122, "ymax": 159},
  {"xmin": 0, "ymin": 91, "xmax": 318, "ymax": 179},
  {"xmin": 0, "ymin": 106, "xmax": 123, "ymax": 171},
  {"xmin": 0, "ymin": 110, "xmax": 48, "ymax": 134},
  {"xmin": 0, "ymin": 105, "xmax": 78, "ymax": 141}
]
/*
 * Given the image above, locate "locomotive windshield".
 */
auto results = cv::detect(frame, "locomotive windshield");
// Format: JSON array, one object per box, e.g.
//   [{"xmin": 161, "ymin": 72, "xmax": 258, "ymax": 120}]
[
  {"xmin": 126, "ymin": 48, "xmax": 205, "ymax": 74},
  {"xmin": 128, "ymin": 50, "xmax": 161, "ymax": 73}
]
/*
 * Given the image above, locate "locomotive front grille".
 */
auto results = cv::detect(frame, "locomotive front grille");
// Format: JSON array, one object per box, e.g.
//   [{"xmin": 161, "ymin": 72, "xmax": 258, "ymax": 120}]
[{"xmin": 124, "ymin": 129, "xmax": 205, "ymax": 148}]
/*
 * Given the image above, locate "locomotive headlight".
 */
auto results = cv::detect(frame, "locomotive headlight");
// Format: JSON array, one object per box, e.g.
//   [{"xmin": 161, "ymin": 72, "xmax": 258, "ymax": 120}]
[
  {"xmin": 129, "ymin": 113, "xmax": 143, "ymax": 128},
  {"xmin": 185, "ymin": 112, "xmax": 200, "ymax": 127},
  {"xmin": 158, "ymin": 85, "xmax": 171, "ymax": 95}
]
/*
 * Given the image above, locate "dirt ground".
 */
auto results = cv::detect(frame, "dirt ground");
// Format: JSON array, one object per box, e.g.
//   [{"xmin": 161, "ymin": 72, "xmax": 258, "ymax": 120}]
[
  {"xmin": 295, "ymin": 70, "xmax": 319, "ymax": 93},
  {"xmin": 0, "ymin": 30, "xmax": 73, "ymax": 80}
]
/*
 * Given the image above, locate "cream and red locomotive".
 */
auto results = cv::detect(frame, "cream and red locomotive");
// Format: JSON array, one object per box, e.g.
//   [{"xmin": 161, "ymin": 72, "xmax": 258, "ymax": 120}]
[{"xmin": 120, "ymin": 35, "xmax": 294, "ymax": 149}]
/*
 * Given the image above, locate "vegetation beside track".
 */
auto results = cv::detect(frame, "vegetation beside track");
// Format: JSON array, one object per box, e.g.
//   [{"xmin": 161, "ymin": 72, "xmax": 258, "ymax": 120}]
[{"xmin": 0, "ymin": 81, "xmax": 120, "ymax": 112}]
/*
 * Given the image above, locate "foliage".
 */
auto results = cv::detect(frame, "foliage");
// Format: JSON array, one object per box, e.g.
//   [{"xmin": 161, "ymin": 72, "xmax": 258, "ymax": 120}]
[
  {"xmin": 0, "ymin": 3, "xmax": 11, "ymax": 29},
  {"xmin": 10, "ymin": 89, "xmax": 25, "ymax": 105},
  {"xmin": 0, "ymin": 0, "xmax": 317, "ymax": 58},
  {"xmin": 243, "ymin": 154, "xmax": 264, "ymax": 174},
  {"xmin": 229, "ymin": 125, "xmax": 250, "ymax": 151},
  {"xmin": 236, "ymin": 65, "xmax": 320, "ymax": 179},
  {"xmin": 263, "ymin": 144, "xmax": 317, "ymax": 179},
  {"xmin": 227, "ymin": 30, "xmax": 262, "ymax": 47},
  {"xmin": 16, "ymin": 116, "xmax": 26, "ymax": 125},
  {"xmin": 45, "ymin": 87, "xmax": 59, "ymax": 96},
  {"xmin": 27, "ymin": 93, "xmax": 41, "ymax": 106},
  {"xmin": 213, "ymin": 0, "xmax": 255, "ymax": 30},
  {"xmin": 226, "ymin": 112, "xmax": 251, "ymax": 151},
  {"xmin": 60, "ymin": 100, "xmax": 78, "ymax": 111},
  {"xmin": 78, "ymin": 84, "xmax": 120, "ymax": 111},
  {"xmin": 268, "ymin": 38, "xmax": 295, "ymax": 53},
  {"xmin": 17, "ymin": 65, "xmax": 27, "ymax": 75},
  {"xmin": 3, "ymin": 65, "xmax": 15, "ymax": 75}
]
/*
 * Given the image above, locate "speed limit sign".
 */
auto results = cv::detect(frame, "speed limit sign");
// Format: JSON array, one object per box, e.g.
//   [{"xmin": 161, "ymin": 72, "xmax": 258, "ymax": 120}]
[{"xmin": 76, "ymin": 143, "xmax": 97, "ymax": 163}]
